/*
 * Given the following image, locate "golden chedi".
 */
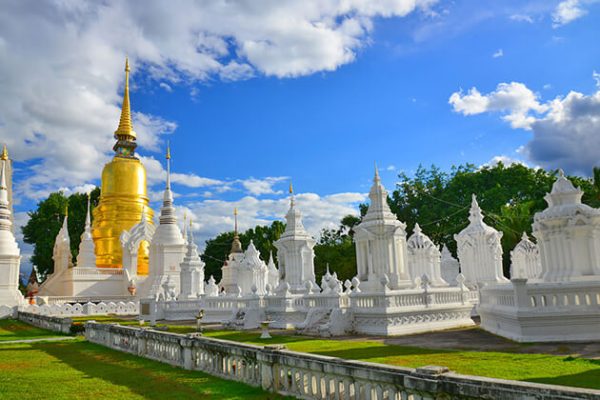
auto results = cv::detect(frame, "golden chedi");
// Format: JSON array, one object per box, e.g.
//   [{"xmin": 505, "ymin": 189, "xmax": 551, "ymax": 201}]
[{"xmin": 92, "ymin": 59, "xmax": 154, "ymax": 274}]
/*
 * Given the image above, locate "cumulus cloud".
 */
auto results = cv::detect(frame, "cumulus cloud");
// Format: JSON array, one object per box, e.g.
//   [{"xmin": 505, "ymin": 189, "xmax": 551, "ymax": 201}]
[
  {"xmin": 449, "ymin": 82, "xmax": 548, "ymax": 129},
  {"xmin": 450, "ymin": 75, "xmax": 600, "ymax": 175},
  {"xmin": 182, "ymin": 191, "xmax": 368, "ymax": 249},
  {"xmin": 0, "ymin": 0, "xmax": 432, "ymax": 202},
  {"xmin": 239, "ymin": 177, "xmax": 287, "ymax": 196},
  {"xmin": 482, "ymin": 155, "xmax": 527, "ymax": 168},
  {"xmin": 552, "ymin": 0, "xmax": 590, "ymax": 27},
  {"xmin": 492, "ymin": 49, "xmax": 504, "ymax": 58}
]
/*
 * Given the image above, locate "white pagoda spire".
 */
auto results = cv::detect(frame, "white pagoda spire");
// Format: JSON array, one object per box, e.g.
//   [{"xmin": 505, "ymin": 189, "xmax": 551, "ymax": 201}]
[
  {"xmin": 52, "ymin": 206, "xmax": 72, "ymax": 273},
  {"xmin": 281, "ymin": 181, "xmax": 309, "ymax": 238},
  {"xmin": 0, "ymin": 161, "xmax": 18, "ymax": 255},
  {"xmin": 159, "ymin": 142, "xmax": 176, "ymax": 225},
  {"xmin": 362, "ymin": 162, "xmax": 397, "ymax": 223},
  {"xmin": 0, "ymin": 156, "xmax": 23, "ymax": 308},
  {"xmin": 76, "ymin": 195, "xmax": 96, "ymax": 268},
  {"xmin": 179, "ymin": 219, "xmax": 205, "ymax": 299}
]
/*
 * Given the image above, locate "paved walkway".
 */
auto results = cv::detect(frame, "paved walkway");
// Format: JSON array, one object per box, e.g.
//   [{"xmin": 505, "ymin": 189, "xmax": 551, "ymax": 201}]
[{"xmin": 0, "ymin": 336, "xmax": 78, "ymax": 345}]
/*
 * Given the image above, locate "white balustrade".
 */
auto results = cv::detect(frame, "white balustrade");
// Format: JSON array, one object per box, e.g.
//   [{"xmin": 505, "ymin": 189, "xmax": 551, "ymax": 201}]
[{"xmin": 84, "ymin": 322, "xmax": 600, "ymax": 400}]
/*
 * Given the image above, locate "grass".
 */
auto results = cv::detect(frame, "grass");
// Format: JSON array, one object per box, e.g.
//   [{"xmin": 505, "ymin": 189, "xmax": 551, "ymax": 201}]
[
  {"xmin": 201, "ymin": 330, "xmax": 600, "ymax": 391},
  {"xmin": 0, "ymin": 339, "xmax": 285, "ymax": 400},
  {"xmin": 0, "ymin": 319, "xmax": 65, "ymax": 342}
]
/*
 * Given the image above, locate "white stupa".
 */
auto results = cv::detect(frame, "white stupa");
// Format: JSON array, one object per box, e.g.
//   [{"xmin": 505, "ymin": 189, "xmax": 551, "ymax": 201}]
[{"xmin": 0, "ymin": 157, "xmax": 24, "ymax": 314}]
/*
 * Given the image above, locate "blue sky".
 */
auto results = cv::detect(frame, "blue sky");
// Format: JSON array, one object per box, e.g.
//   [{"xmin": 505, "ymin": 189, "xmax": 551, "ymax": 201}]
[{"xmin": 1, "ymin": 0, "xmax": 599, "ymax": 269}]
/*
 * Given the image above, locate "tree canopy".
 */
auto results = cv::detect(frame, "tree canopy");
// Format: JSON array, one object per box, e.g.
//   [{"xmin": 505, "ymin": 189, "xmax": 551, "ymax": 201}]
[{"xmin": 22, "ymin": 188, "xmax": 100, "ymax": 280}]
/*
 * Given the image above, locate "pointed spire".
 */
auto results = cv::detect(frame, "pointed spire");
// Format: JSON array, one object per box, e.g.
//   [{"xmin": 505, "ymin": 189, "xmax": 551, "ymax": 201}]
[
  {"xmin": 182, "ymin": 211, "xmax": 187, "ymax": 242},
  {"xmin": 1, "ymin": 144, "xmax": 8, "ymax": 161},
  {"xmin": 85, "ymin": 195, "xmax": 91, "ymax": 229},
  {"xmin": 0, "ymin": 161, "xmax": 12, "ymax": 232},
  {"xmin": 469, "ymin": 194, "xmax": 484, "ymax": 223},
  {"xmin": 374, "ymin": 161, "xmax": 380, "ymax": 183},
  {"xmin": 414, "ymin": 223, "xmax": 422, "ymax": 234},
  {"xmin": 289, "ymin": 181, "xmax": 295, "ymax": 208},
  {"xmin": 115, "ymin": 57, "xmax": 136, "ymax": 139},
  {"xmin": 158, "ymin": 143, "xmax": 177, "ymax": 226},
  {"xmin": 234, "ymin": 207, "xmax": 238, "ymax": 234},
  {"xmin": 230, "ymin": 208, "xmax": 243, "ymax": 254},
  {"xmin": 165, "ymin": 141, "xmax": 171, "ymax": 190}
]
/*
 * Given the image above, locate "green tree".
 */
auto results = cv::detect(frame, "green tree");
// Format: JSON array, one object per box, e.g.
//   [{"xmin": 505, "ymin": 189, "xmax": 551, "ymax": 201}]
[
  {"xmin": 22, "ymin": 188, "xmax": 100, "ymax": 280},
  {"xmin": 201, "ymin": 220, "xmax": 285, "ymax": 281}
]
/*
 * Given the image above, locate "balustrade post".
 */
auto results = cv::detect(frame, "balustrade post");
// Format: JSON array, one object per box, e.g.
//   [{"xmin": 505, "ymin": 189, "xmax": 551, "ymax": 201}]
[
  {"xmin": 180, "ymin": 337, "xmax": 193, "ymax": 370},
  {"xmin": 511, "ymin": 278, "xmax": 529, "ymax": 308}
]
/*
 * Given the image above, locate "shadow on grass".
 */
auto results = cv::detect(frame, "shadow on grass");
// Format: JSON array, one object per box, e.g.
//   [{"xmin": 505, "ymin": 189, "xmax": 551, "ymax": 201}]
[
  {"xmin": 307, "ymin": 344, "xmax": 451, "ymax": 362},
  {"xmin": 529, "ymin": 366, "xmax": 600, "ymax": 391},
  {"xmin": 29, "ymin": 340, "xmax": 282, "ymax": 400}
]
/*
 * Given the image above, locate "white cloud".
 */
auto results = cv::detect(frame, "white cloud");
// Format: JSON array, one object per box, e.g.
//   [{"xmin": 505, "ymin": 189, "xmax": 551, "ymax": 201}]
[
  {"xmin": 450, "ymin": 74, "xmax": 600, "ymax": 175},
  {"xmin": 552, "ymin": 0, "xmax": 589, "ymax": 27},
  {"xmin": 449, "ymin": 82, "xmax": 548, "ymax": 129},
  {"xmin": 492, "ymin": 49, "xmax": 504, "ymax": 58},
  {"xmin": 0, "ymin": 0, "xmax": 431, "ymax": 203},
  {"xmin": 509, "ymin": 14, "xmax": 534, "ymax": 23},
  {"xmin": 386, "ymin": 165, "xmax": 397, "ymax": 171},
  {"xmin": 482, "ymin": 155, "xmax": 527, "ymax": 168},
  {"xmin": 239, "ymin": 177, "xmax": 287, "ymax": 196},
  {"xmin": 183, "ymin": 191, "xmax": 367, "ymax": 248},
  {"xmin": 159, "ymin": 82, "xmax": 172, "ymax": 92}
]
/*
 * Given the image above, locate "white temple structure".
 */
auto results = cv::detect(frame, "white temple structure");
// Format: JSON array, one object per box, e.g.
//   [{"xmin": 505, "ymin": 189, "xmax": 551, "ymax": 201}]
[
  {"xmin": 274, "ymin": 184, "xmax": 316, "ymax": 294},
  {"xmin": 179, "ymin": 221, "xmax": 205, "ymax": 300},
  {"xmin": 510, "ymin": 233, "xmax": 541, "ymax": 280},
  {"xmin": 407, "ymin": 224, "xmax": 448, "ymax": 287},
  {"xmin": 440, "ymin": 245, "xmax": 460, "ymax": 286},
  {"xmin": 0, "ymin": 158, "xmax": 24, "ymax": 317},
  {"xmin": 479, "ymin": 171, "xmax": 600, "ymax": 342},
  {"xmin": 219, "ymin": 209, "xmax": 270, "ymax": 296},
  {"xmin": 349, "ymin": 167, "xmax": 476, "ymax": 335},
  {"xmin": 76, "ymin": 197, "xmax": 96, "ymax": 268},
  {"xmin": 353, "ymin": 167, "xmax": 412, "ymax": 291},
  {"xmin": 455, "ymin": 195, "xmax": 508, "ymax": 287}
]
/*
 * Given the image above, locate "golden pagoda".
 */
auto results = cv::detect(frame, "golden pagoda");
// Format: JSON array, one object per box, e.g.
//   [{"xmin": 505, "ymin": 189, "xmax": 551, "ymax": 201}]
[{"xmin": 92, "ymin": 59, "xmax": 154, "ymax": 274}]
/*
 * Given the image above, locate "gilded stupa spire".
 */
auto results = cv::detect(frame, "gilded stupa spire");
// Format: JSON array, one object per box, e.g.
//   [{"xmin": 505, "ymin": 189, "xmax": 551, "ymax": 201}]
[
  {"xmin": 113, "ymin": 57, "xmax": 137, "ymax": 157},
  {"xmin": 1, "ymin": 144, "xmax": 8, "ymax": 161}
]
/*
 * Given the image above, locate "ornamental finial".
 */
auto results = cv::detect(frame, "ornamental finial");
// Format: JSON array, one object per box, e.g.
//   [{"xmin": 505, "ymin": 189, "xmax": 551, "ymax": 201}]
[
  {"xmin": 114, "ymin": 57, "xmax": 136, "ymax": 142},
  {"xmin": 1, "ymin": 144, "xmax": 8, "ymax": 161}
]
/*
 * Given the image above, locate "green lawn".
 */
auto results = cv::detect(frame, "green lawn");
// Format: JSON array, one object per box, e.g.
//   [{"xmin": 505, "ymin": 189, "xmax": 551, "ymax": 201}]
[
  {"xmin": 0, "ymin": 319, "xmax": 64, "ymax": 342},
  {"xmin": 201, "ymin": 331, "xmax": 600, "ymax": 390},
  {"xmin": 0, "ymin": 339, "xmax": 285, "ymax": 400}
]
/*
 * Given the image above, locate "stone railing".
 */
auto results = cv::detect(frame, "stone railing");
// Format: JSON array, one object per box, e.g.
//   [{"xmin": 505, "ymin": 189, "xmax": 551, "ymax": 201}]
[
  {"xmin": 38, "ymin": 295, "xmax": 134, "ymax": 305},
  {"xmin": 71, "ymin": 267, "xmax": 125, "ymax": 276},
  {"xmin": 350, "ymin": 286, "xmax": 475, "ymax": 310},
  {"xmin": 21, "ymin": 301, "xmax": 139, "ymax": 317},
  {"xmin": 18, "ymin": 311, "xmax": 72, "ymax": 334},
  {"xmin": 480, "ymin": 279, "xmax": 600, "ymax": 310},
  {"xmin": 85, "ymin": 322, "xmax": 600, "ymax": 399}
]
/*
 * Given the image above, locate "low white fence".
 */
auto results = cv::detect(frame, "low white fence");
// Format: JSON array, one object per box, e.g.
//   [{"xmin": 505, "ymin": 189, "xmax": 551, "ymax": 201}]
[
  {"xmin": 21, "ymin": 301, "xmax": 139, "ymax": 317},
  {"xmin": 85, "ymin": 322, "xmax": 600, "ymax": 400},
  {"xmin": 18, "ymin": 311, "xmax": 72, "ymax": 334}
]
